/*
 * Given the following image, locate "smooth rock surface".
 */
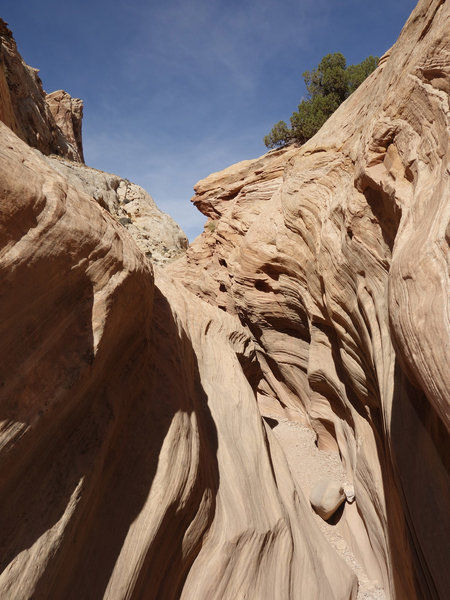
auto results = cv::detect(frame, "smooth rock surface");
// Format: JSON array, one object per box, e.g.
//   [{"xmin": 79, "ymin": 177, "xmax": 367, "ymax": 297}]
[
  {"xmin": 310, "ymin": 479, "xmax": 346, "ymax": 521},
  {"xmin": 0, "ymin": 1, "xmax": 449, "ymax": 599},
  {"xmin": 169, "ymin": 1, "xmax": 450, "ymax": 597},
  {"xmin": 0, "ymin": 122, "xmax": 356, "ymax": 600}
]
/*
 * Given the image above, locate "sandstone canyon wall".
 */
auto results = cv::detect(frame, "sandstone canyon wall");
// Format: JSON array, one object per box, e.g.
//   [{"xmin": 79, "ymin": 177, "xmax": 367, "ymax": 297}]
[
  {"xmin": 0, "ymin": 19, "xmax": 83, "ymax": 162},
  {"xmin": 0, "ymin": 17, "xmax": 187, "ymax": 265},
  {"xmin": 0, "ymin": 1, "xmax": 449, "ymax": 599}
]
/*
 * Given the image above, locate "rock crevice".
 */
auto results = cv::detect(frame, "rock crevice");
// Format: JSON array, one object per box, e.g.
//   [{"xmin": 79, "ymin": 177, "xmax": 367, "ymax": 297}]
[{"xmin": 0, "ymin": 1, "xmax": 449, "ymax": 599}]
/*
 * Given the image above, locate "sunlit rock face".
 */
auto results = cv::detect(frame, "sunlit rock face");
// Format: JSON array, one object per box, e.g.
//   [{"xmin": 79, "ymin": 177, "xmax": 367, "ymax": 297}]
[
  {"xmin": 0, "ymin": 125, "xmax": 354, "ymax": 600},
  {"xmin": 0, "ymin": 19, "xmax": 84, "ymax": 162},
  {"xmin": 0, "ymin": 0, "xmax": 449, "ymax": 599},
  {"xmin": 169, "ymin": 0, "xmax": 450, "ymax": 597},
  {"xmin": 40, "ymin": 155, "xmax": 189, "ymax": 265},
  {"xmin": 46, "ymin": 90, "xmax": 84, "ymax": 162},
  {"xmin": 0, "ymin": 16, "xmax": 187, "ymax": 266}
]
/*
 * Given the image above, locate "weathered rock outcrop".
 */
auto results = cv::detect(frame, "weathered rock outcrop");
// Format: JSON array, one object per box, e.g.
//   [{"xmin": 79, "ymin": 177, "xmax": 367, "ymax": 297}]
[
  {"xmin": 41, "ymin": 155, "xmax": 188, "ymax": 265},
  {"xmin": 0, "ymin": 1, "xmax": 449, "ymax": 599},
  {"xmin": 46, "ymin": 90, "xmax": 84, "ymax": 162},
  {"xmin": 0, "ymin": 18, "xmax": 83, "ymax": 162}
]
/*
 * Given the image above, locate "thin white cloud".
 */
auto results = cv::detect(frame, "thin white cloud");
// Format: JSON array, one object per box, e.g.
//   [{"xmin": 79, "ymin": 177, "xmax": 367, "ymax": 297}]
[{"xmin": 119, "ymin": 0, "xmax": 326, "ymax": 93}]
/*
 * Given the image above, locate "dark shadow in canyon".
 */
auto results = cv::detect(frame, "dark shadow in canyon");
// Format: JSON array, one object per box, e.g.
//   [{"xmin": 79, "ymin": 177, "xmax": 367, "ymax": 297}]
[
  {"xmin": 388, "ymin": 362, "xmax": 450, "ymax": 600},
  {"xmin": 0, "ymin": 277, "xmax": 219, "ymax": 600},
  {"xmin": 0, "ymin": 260, "xmax": 97, "ymax": 574}
]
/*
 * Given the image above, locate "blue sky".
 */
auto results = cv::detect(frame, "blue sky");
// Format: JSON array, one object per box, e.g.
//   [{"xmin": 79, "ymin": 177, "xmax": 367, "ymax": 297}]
[{"xmin": 2, "ymin": 0, "xmax": 417, "ymax": 240}]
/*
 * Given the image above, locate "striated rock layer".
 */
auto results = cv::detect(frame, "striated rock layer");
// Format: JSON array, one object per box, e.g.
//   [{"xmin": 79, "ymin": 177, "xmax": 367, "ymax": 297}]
[
  {"xmin": 168, "ymin": 0, "xmax": 450, "ymax": 597},
  {"xmin": 0, "ymin": 1, "xmax": 449, "ymax": 599},
  {"xmin": 0, "ymin": 123, "xmax": 355, "ymax": 600}
]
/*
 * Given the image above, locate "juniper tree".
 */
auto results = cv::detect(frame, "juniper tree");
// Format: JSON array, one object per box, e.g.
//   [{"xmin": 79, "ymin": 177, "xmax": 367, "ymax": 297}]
[{"xmin": 264, "ymin": 53, "xmax": 378, "ymax": 149}]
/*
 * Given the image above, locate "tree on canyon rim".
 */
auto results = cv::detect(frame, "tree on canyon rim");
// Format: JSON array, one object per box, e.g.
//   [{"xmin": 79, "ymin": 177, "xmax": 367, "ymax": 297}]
[{"xmin": 264, "ymin": 53, "xmax": 378, "ymax": 148}]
